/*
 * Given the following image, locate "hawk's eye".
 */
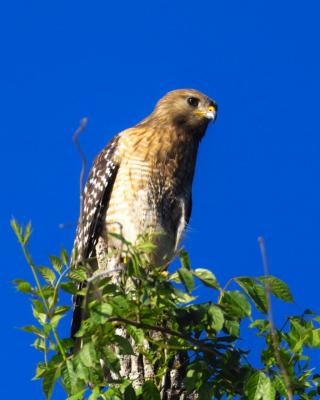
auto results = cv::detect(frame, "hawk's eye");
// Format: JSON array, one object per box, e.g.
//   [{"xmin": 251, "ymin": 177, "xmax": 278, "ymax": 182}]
[{"xmin": 187, "ymin": 97, "xmax": 199, "ymax": 107}]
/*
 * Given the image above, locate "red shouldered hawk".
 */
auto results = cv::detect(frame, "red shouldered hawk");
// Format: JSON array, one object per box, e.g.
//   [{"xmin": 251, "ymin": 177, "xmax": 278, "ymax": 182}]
[{"xmin": 71, "ymin": 89, "xmax": 217, "ymax": 337}]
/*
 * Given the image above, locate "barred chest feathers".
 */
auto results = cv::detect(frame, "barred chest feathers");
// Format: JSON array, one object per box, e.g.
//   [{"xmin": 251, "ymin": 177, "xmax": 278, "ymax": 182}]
[{"xmin": 104, "ymin": 128, "xmax": 198, "ymax": 265}]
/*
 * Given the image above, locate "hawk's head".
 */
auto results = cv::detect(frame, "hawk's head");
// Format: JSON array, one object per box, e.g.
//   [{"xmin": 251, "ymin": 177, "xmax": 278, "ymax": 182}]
[{"xmin": 153, "ymin": 89, "xmax": 217, "ymax": 138}]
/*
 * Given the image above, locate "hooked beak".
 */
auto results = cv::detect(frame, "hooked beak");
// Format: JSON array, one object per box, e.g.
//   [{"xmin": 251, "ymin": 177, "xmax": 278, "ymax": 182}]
[
  {"xmin": 205, "ymin": 105, "xmax": 217, "ymax": 121},
  {"xmin": 196, "ymin": 105, "xmax": 217, "ymax": 121}
]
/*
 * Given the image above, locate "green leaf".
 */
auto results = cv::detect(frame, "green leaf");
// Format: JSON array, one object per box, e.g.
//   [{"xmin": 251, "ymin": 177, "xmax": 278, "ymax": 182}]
[
  {"xmin": 142, "ymin": 381, "xmax": 160, "ymax": 400},
  {"xmin": 113, "ymin": 335, "xmax": 134, "ymax": 355},
  {"xmin": 207, "ymin": 305, "xmax": 224, "ymax": 331},
  {"xmin": 193, "ymin": 268, "xmax": 219, "ymax": 289},
  {"xmin": 49, "ymin": 306, "xmax": 69, "ymax": 326},
  {"xmin": 135, "ymin": 240, "xmax": 156, "ymax": 254},
  {"xmin": 169, "ymin": 271, "xmax": 180, "ymax": 283},
  {"xmin": 14, "ymin": 280, "xmax": 33, "ymax": 293},
  {"xmin": 259, "ymin": 276, "xmax": 293, "ymax": 303},
  {"xmin": 123, "ymin": 384, "xmax": 137, "ymax": 400},
  {"xmin": 49, "ymin": 255, "xmax": 63, "ymax": 274},
  {"xmin": 102, "ymin": 347, "xmax": 120, "ymax": 373},
  {"xmin": 102, "ymin": 389, "xmax": 122, "ymax": 400},
  {"xmin": 221, "ymin": 290, "xmax": 251, "ymax": 319},
  {"xmin": 33, "ymin": 362, "xmax": 47, "ymax": 380},
  {"xmin": 60, "ymin": 248, "xmax": 69, "ymax": 266},
  {"xmin": 21, "ymin": 325, "xmax": 44, "ymax": 338},
  {"xmin": 235, "ymin": 277, "xmax": 268, "ymax": 313},
  {"xmin": 61, "ymin": 360, "xmax": 80, "ymax": 395},
  {"xmin": 37, "ymin": 266, "xmax": 56, "ymax": 285},
  {"xmin": 127, "ymin": 326, "xmax": 145, "ymax": 346},
  {"xmin": 42, "ymin": 367, "xmax": 60, "ymax": 400},
  {"xmin": 197, "ymin": 384, "xmax": 215, "ymax": 400},
  {"xmin": 310, "ymin": 328, "xmax": 320, "ymax": 347},
  {"xmin": 184, "ymin": 363, "xmax": 206, "ymax": 392},
  {"xmin": 288, "ymin": 318, "xmax": 310, "ymax": 352},
  {"xmin": 60, "ymin": 339, "xmax": 74, "ymax": 352},
  {"xmin": 67, "ymin": 389, "xmax": 87, "ymax": 400},
  {"xmin": 110, "ymin": 295, "xmax": 129, "ymax": 315},
  {"xmin": 95, "ymin": 302, "xmax": 113, "ymax": 316},
  {"xmin": 263, "ymin": 377, "xmax": 275, "ymax": 400},
  {"xmin": 178, "ymin": 267, "xmax": 194, "ymax": 293},
  {"xmin": 60, "ymin": 281, "xmax": 78, "ymax": 294},
  {"xmin": 173, "ymin": 288, "xmax": 196, "ymax": 304},
  {"xmin": 32, "ymin": 306, "xmax": 47, "ymax": 325},
  {"xmin": 79, "ymin": 342, "xmax": 97, "ymax": 368},
  {"xmin": 32, "ymin": 299, "xmax": 45, "ymax": 313},
  {"xmin": 244, "ymin": 371, "xmax": 275, "ymax": 400},
  {"xmin": 11, "ymin": 219, "xmax": 32, "ymax": 244},
  {"xmin": 68, "ymin": 268, "xmax": 87, "ymax": 282},
  {"xmin": 54, "ymin": 305, "xmax": 71, "ymax": 316},
  {"xmin": 223, "ymin": 319, "xmax": 240, "ymax": 336},
  {"xmin": 41, "ymin": 285, "xmax": 55, "ymax": 300},
  {"xmin": 249, "ymin": 319, "xmax": 269, "ymax": 333},
  {"xmin": 273, "ymin": 376, "xmax": 287, "ymax": 396},
  {"xmin": 11, "ymin": 218, "xmax": 23, "ymax": 242},
  {"xmin": 88, "ymin": 387, "xmax": 100, "ymax": 400},
  {"xmin": 50, "ymin": 314, "xmax": 64, "ymax": 328},
  {"xmin": 23, "ymin": 221, "xmax": 32, "ymax": 244},
  {"xmin": 178, "ymin": 248, "xmax": 192, "ymax": 270},
  {"xmin": 74, "ymin": 357, "xmax": 90, "ymax": 381},
  {"xmin": 108, "ymin": 231, "xmax": 131, "ymax": 245},
  {"xmin": 33, "ymin": 338, "xmax": 47, "ymax": 351}
]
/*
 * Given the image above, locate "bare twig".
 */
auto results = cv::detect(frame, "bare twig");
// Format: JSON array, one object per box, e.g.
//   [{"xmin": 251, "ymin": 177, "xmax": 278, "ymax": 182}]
[
  {"xmin": 72, "ymin": 117, "xmax": 88, "ymax": 240},
  {"xmin": 258, "ymin": 236, "xmax": 293, "ymax": 400}
]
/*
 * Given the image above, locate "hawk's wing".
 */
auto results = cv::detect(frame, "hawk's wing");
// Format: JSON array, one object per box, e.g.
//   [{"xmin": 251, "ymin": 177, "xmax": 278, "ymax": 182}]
[
  {"xmin": 73, "ymin": 135, "xmax": 120, "ymax": 261},
  {"xmin": 71, "ymin": 135, "xmax": 120, "ymax": 339}
]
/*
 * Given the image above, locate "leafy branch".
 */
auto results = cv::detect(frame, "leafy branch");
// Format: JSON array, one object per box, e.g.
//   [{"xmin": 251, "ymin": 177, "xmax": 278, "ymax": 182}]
[{"xmin": 12, "ymin": 220, "xmax": 320, "ymax": 400}]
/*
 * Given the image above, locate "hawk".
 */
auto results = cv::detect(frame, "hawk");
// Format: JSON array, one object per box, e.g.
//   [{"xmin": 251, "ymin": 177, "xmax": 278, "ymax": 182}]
[{"xmin": 71, "ymin": 89, "xmax": 217, "ymax": 337}]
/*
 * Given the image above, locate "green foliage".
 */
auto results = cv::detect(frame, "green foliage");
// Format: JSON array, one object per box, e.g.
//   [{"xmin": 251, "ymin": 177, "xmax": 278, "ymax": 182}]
[{"xmin": 12, "ymin": 219, "xmax": 320, "ymax": 399}]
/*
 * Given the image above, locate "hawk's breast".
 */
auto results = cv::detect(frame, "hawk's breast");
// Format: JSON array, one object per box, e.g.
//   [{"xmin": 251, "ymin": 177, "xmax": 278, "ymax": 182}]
[{"xmin": 102, "ymin": 128, "xmax": 196, "ymax": 265}]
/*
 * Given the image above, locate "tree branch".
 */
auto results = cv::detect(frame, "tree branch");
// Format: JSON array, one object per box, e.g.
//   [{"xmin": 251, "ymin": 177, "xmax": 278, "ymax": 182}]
[{"xmin": 104, "ymin": 315, "xmax": 221, "ymax": 357}]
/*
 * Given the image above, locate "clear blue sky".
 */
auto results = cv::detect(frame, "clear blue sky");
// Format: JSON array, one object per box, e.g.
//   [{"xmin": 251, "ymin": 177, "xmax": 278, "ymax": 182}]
[{"xmin": 1, "ymin": 0, "xmax": 320, "ymax": 398}]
